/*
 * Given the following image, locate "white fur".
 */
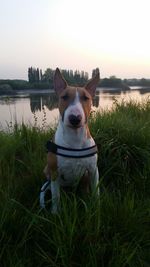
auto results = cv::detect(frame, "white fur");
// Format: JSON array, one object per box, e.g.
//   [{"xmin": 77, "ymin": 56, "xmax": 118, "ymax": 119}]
[{"xmin": 63, "ymin": 91, "xmax": 86, "ymax": 127}]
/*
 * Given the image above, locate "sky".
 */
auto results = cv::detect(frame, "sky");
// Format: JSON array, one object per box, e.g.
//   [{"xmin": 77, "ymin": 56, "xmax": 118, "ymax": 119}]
[{"xmin": 0, "ymin": 0, "xmax": 150, "ymax": 80}]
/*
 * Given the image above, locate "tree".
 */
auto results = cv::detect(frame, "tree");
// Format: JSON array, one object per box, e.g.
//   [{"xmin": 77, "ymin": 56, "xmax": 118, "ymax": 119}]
[
  {"xmin": 28, "ymin": 67, "xmax": 40, "ymax": 83},
  {"xmin": 43, "ymin": 68, "xmax": 54, "ymax": 83},
  {"xmin": 36, "ymin": 68, "xmax": 40, "ymax": 82},
  {"xmin": 40, "ymin": 69, "xmax": 43, "ymax": 81},
  {"xmin": 109, "ymin": 75, "xmax": 117, "ymax": 80},
  {"xmin": 92, "ymin": 67, "xmax": 100, "ymax": 78},
  {"xmin": 28, "ymin": 67, "xmax": 33, "ymax": 83}
]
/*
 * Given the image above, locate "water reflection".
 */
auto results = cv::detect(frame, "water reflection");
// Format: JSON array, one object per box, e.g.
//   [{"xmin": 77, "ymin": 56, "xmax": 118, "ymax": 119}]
[
  {"xmin": 137, "ymin": 87, "xmax": 150, "ymax": 95},
  {"xmin": 0, "ymin": 87, "xmax": 150, "ymax": 128},
  {"xmin": 29, "ymin": 87, "xmax": 132, "ymax": 111},
  {"xmin": 30, "ymin": 93, "xmax": 58, "ymax": 112},
  {"xmin": 97, "ymin": 87, "xmax": 150, "ymax": 110}
]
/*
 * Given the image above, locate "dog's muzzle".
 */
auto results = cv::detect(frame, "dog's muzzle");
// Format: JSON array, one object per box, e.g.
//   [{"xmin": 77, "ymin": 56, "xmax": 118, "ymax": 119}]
[{"xmin": 68, "ymin": 114, "xmax": 82, "ymax": 127}]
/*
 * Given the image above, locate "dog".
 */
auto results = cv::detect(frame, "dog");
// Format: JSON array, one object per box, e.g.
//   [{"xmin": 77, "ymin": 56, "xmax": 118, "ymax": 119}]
[{"xmin": 40, "ymin": 68, "xmax": 100, "ymax": 213}]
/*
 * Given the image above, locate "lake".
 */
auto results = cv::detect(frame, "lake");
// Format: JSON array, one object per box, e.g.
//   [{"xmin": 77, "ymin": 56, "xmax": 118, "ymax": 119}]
[{"xmin": 0, "ymin": 86, "xmax": 150, "ymax": 129}]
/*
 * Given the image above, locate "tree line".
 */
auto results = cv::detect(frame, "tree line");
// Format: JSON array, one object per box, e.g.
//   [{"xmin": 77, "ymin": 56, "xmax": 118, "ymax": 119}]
[
  {"xmin": 1, "ymin": 66, "xmax": 150, "ymax": 94},
  {"xmin": 28, "ymin": 67, "xmax": 100, "ymax": 88},
  {"xmin": 28, "ymin": 67, "xmax": 130, "ymax": 89}
]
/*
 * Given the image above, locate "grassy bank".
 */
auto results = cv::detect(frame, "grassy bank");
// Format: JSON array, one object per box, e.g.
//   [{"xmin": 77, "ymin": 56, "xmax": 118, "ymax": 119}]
[{"xmin": 0, "ymin": 100, "xmax": 150, "ymax": 266}]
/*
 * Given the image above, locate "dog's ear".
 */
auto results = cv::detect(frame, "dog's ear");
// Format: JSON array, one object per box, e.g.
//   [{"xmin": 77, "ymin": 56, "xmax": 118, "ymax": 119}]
[
  {"xmin": 85, "ymin": 72, "xmax": 100, "ymax": 97},
  {"xmin": 54, "ymin": 68, "xmax": 67, "ymax": 95}
]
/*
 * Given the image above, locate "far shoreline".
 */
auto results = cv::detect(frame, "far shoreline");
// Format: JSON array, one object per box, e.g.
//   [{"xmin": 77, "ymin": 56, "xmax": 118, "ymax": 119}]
[{"xmin": 0, "ymin": 85, "xmax": 131, "ymax": 96}]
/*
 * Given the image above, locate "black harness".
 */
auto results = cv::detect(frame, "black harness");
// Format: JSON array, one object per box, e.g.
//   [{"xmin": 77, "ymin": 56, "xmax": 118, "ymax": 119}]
[{"xmin": 46, "ymin": 140, "xmax": 97, "ymax": 158}]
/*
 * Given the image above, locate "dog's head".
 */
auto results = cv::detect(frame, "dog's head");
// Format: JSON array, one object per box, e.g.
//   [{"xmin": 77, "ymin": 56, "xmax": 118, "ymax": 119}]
[{"xmin": 54, "ymin": 68, "xmax": 100, "ymax": 128}]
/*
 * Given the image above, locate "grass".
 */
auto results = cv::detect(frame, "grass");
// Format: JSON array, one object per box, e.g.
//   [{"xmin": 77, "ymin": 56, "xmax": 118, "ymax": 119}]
[{"xmin": 0, "ymin": 99, "xmax": 150, "ymax": 266}]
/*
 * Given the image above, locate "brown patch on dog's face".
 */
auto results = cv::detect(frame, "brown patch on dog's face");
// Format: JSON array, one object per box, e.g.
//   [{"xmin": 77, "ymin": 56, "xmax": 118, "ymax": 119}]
[
  {"xmin": 58, "ymin": 86, "xmax": 92, "ymax": 122},
  {"xmin": 58, "ymin": 86, "xmax": 77, "ymax": 116},
  {"xmin": 77, "ymin": 87, "xmax": 92, "ymax": 119}
]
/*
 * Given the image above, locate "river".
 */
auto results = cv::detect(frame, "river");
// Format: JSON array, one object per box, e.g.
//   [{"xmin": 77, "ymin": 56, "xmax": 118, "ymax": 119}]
[{"xmin": 0, "ymin": 86, "xmax": 150, "ymax": 129}]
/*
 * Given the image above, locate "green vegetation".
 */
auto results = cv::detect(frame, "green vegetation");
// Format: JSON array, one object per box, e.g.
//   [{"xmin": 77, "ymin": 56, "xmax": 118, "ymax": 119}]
[
  {"xmin": 0, "ymin": 79, "xmax": 51, "ymax": 92},
  {"xmin": 0, "ymin": 100, "xmax": 150, "ymax": 266},
  {"xmin": 124, "ymin": 78, "xmax": 150, "ymax": 87},
  {"xmin": 1, "ymin": 66, "xmax": 150, "ymax": 94},
  {"xmin": 100, "ymin": 76, "xmax": 129, "ymax": 90},
  {"xmin": 0, "ymin": 79, "xmax": 30, "ymax": 93}
]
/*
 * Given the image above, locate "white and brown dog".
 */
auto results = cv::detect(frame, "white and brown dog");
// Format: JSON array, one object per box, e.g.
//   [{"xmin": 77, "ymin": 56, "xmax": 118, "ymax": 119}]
[{"xmin": 40, "ymin": 68, "xmax": 100, "ymax": 213}]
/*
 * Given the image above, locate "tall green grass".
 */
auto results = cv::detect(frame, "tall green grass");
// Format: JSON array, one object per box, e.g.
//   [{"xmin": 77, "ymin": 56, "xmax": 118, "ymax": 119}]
[{"xmin": 0, "ymin": 100, "xmax": 150, "ymax": 266}]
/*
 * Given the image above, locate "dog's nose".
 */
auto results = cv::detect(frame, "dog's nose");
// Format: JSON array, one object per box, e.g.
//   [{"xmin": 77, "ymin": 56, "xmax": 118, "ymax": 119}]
[{"xmin": 69, "ymin": 114, "xmax": 82, "ymax": 126}]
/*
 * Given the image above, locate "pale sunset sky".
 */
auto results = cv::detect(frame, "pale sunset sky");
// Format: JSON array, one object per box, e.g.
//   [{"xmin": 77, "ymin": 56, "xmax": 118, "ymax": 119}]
[{"xmin": 0, "ymin": 0, "xmax": 150, "ymax": 79}]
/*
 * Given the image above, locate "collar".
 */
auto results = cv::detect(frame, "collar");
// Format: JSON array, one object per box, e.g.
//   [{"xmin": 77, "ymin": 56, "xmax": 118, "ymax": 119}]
[{"xmin": 46, "ymin": 140, "xmax": 97, "ymax": 158}]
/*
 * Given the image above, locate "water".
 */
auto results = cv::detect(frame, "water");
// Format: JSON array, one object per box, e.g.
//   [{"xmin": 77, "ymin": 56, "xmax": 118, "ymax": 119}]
[{"xmin": 0, "ymin": 86, "xmax": 150, "ymax": 129}]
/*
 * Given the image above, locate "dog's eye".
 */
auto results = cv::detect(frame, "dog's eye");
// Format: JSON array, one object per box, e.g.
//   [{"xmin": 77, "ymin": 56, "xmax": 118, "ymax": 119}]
[
  {"xmin": 61, "ymin": 94, "xmax": 69, "ymax": 101},
  {"xmin": 81, "ymin": 95, "xmax": 89, "ymax": 101}
]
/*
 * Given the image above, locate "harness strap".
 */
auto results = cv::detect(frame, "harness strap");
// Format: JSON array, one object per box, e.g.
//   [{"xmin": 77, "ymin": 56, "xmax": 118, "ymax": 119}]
[
  {"xmin": 40, "ymin": 180, "xmax": 51, "ymax": 209},
  {"xmin": 46, "ymin": 141, "xmax": 97, "ymax": 158}
]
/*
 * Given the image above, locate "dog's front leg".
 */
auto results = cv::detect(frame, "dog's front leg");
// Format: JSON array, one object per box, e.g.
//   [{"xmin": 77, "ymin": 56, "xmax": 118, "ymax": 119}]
[
  {"xmin": 90, "ymin": 167, "xmax": 100, "ymax": 196},
  {"xmin": 51, "ymin": 179, "xmax": 60, "ymax": 214}
]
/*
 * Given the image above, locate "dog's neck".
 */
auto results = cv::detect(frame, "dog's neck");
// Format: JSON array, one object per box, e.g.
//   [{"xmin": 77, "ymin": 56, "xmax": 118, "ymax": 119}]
[{"xmin": 55, "ymin": 116, "xmax": 91, "ymax": 149}]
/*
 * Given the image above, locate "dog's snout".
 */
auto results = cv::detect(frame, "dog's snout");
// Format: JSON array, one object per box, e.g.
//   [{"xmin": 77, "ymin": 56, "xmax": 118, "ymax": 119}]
[{"xmin": 69, "ymin": 114, "xmax": 82, "ymax": 126}]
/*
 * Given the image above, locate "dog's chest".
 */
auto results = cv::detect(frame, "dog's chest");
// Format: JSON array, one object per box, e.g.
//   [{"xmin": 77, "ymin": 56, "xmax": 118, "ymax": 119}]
[
  {"xmin": 54, "ymin": 120, "xmax": 97, "ymax": 187},
  {"xmin": 57, "ymin": 154, "xmax": 97, "ymax": 186}
]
